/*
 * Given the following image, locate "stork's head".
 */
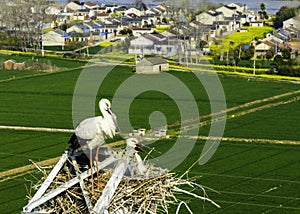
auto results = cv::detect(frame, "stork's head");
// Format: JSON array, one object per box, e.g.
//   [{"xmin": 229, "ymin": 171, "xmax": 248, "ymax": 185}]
[
  {"xmin": 99, "ymin": 98, "xmax": 120, "ymax": 133},
  {"xmin": 99, "ymin": 98, "xmax": 111, "ymax": 112},
  {"xmin": 126, "ymin": 138, "xmax": 139, "ymax": 149},
  {"xmin": 126, "ymin": 138, "xmax": 156, "ymax": 158}
]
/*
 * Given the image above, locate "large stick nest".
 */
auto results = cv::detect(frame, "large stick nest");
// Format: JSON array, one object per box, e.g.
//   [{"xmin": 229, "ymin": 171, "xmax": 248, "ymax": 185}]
[{"xmin": 27, "ymin": 161, "xmax": 219, "ymax": 214}]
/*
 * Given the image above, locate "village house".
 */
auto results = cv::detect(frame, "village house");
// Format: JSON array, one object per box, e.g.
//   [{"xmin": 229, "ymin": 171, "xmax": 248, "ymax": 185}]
[
  {"xmin": 124, "ymin": 8, "xmax": 144, "ymax": 17},
  {"xmin": 64, "ymin": 1, "xmax": 85, "ymax": 13},
  {"xmin": 136, "ymin": 57, "xmax": 169, "ymax": 74},
  {"xmin": 73, "ymin": 8, "xmax": 90, "ymax": 21},
  {"xmin": 45, "ymin": 5, "xmax": 62, "ymax": 15},
  {"xmin": 152, "ymin": 125, "xmax": 167, "ymax": 137},
  {"xmin": 140, "ymin": 15, "xmax": 158, "ymax": 26},
  {"xmin": 3, "ymin": 59, "xmax": 26, "ymax": 70},
  {"xmin": 131, "ymin": 28, "xmax": 154, "ymax": 37},
  {"xmin": 129, "ymin": 128, "xmax": 146, "ymax": 137},
  {"xmin": 3, "ymin": 59, "xmax": 16, "ymax": 70},
  {"xmin": 66, "ymin": 24, "xmax": 91, "ymax": 34},
  {"xmin": 189, "ymin": 21, "xmax": 216, "ymax": 40},
  {"xmin": 95, "ymin": 12, "xmax": 111, "ymax": 21},
  {"xmin": 129, "ymin": 32, "xmax": 178, "ymax": 57},
  {"xmin": 250, "ymin": 21, "xmax": 264, "ymax": 27},
  {"xmin": 216, "ymin": 5, "xmax": 238, "ymax": 18},
  {"xmin": 42, "ymin": 29, "xmax": 68, "ymax": 46},
  {"xmin": 255, "ymin": 41, "xmax": 275, "ymax": 56},
  {"xmin": 152, "ymin": 4, "xmax": 167, "ymax": 15},
  {"xmin": 227, "ymin": 3, "xmax": 247, "ymax": 12},
  {"xmin": 196, "ymin": 10, "xmax": 224, "ymax": 25},
  {"xmin": 84, "ymin": 1, "xmax": 99, "ymax": 10},
  {"xmin": 283, "ymin": 15, "xmax": 300, "ymax": 30}
]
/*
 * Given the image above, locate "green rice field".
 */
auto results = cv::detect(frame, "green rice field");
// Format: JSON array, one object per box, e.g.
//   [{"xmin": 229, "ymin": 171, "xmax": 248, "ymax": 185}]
[{"xmin": 0, "ymin": 54, "xmax": 299, "ymax": 213}]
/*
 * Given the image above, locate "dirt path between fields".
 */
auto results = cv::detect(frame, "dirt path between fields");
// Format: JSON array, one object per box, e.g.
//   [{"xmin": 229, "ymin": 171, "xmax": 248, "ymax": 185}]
[
  {"xmin": 183, "ymin": 135, "xmax": 300, "ymax": 145},
  {"xmin": 0, "ymin": 140, "xmax": 126, "ymax": 182},
  {"xmin": 181, "ymin": 94, "xmax": 300, "ymax": 132},
  {"xmin": 0, "ymin": 125, "xmax": 73, "ymax": 133},
  {"xmin": 169, "ymin": 89, "xmax": 300, "ymax": 128}
]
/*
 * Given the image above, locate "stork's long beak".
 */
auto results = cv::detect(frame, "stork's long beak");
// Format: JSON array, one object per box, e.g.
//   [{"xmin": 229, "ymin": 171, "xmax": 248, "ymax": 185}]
[
  {"xmin": 139, "ymin": 144, "xmax": 162, "ymax": 154},
  {"xmin": 108, "ymin": 109, "xmax": 121, "ymax": 133},
  {"xmin": 135, "ymin": 144, "xmax": 154, "ymax": 159}
]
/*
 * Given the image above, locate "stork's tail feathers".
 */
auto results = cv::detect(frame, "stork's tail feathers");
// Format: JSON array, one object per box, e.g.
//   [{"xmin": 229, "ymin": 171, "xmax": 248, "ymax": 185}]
[{"xmin": 68, "ymin": 133, "xmax": 80, "ymax": 150}]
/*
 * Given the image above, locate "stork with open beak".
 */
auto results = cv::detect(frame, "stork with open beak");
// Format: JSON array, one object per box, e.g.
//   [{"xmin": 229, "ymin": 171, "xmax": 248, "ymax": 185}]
[{"xmin": 125, "ymin": 138, "xmax": 161, "ymax": 175}]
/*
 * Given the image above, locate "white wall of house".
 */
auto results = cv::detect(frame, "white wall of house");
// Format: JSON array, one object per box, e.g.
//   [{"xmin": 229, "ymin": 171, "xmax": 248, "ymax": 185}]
[
  {"xmin": 216, "ymin": 6, "xmax": 235, "ymax": 18},
  {"xmin": 65, "ymin": 2, "xmax": 85, "ymax": 12},
  {"xmin": 196, "ymin": 12, "xmax": 215, "ymax": 25},
  {"xmin": 250, "ymin": 22, "xmax": 264, "ymax": 27},
  {"xmin": 255, "ymin": 43, "xmax": 272, "ymax": 55},
  {"xmin": 66, "ymin": 25, "xmax": 84, "ymax": 33},
  {"xmin": 283, "ymin": 17, "xmax": 300, "ymax": 30},
  {"xmin": 45, "ymin": 6, "xmax": 61, "ymax": 15},
  {"xmin": 136, "ymin": 59, "xmax": 169, "ymax": 73},
  {"xmin": 42, "ymin": 31, "xmax": 65, "ymax": 46},
  {"xmin": 196, "ymin": 12, "xmax": 224, "ymax": 25},
  {"xmin": 130, "ymin": 36, "xmax": 154, "ymax": 48},
  {"xmin": 228, "ymin": 3, "xmax": 247, "ymax": 12},
  {"xmin": 124, "ymin": 8, "xmax": 143, "ymax": 16},
  {"xmin": 132, "ymin": 28, "xmax": 154, "ymax": 37}
]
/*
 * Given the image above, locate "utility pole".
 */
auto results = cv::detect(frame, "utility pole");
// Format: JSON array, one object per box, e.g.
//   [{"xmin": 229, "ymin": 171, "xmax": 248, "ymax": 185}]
[
  {"xmin": 86, "ymin": 40, "xmax": 89, "ymax": 56},
  {"xmin": 253, "ymin": 51, "xmax": 256, "ymax": 75},
  {"xmin": 233, "ymin": 8, "xmax": 236, "ymax": 31},
  {"xmin": 226, "ymin": 42, "xmax": 230, "ymax": 66},
  {"xmin": 220, "ymin": 44, "xmax": 224, "ymax": 61}
]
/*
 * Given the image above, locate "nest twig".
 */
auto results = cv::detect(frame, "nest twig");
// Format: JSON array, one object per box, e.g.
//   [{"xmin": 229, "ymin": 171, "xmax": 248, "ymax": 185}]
[{"xmin": 27, "ymin": 160, "xmax": 219, "ymax": 213}]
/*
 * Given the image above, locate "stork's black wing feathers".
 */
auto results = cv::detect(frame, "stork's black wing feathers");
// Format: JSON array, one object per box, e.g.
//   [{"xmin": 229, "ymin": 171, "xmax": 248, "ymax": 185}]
[{"xmin": 68, "ymin": 133, "xmax": 81, "ymax": 151}]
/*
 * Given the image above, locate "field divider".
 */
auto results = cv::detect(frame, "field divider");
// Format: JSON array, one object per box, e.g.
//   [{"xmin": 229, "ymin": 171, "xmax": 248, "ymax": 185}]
[
  {"xmin": 168, "ymin": 89, "xmax": 300, "ymax": 129},
  {"xmin": 181, "ymin": 95, "xmax": 300, "ymax": 132},
  {"xmin": 176, "ymin": 171, "xmax": 300, "ymax": 184},
  {"xmin": 0, "ymin": 140, "xmax": 126, "ymax": 182},
  {"xmin": 0, "ymin": 125, "xmax": 74, "ymax": 133},
  {"xmin": 181, "ymin": 135, "xmax": 300, "ymax": 145}
]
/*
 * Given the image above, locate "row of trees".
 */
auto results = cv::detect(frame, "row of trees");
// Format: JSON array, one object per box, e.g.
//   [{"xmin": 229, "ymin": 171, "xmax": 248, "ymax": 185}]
[
  {"xmin": 0, "ymin": 0, "xmax": 52, "ymax": 51},
  {"xmin": 273, "ymin": 5, "xmax": 300, "ymax": 29},
  {"xmin": 166, "ymin": 0, "xmax": 221, "ymax": 64}
]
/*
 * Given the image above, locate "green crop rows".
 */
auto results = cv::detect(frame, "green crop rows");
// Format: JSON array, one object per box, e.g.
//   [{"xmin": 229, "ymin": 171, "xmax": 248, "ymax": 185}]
[{"xmin": 0, "ymin": 55, "xmax": 299, "ymax": 213}]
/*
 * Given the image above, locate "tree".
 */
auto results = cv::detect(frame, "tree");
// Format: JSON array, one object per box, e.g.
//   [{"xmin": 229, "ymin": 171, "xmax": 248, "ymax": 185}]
[
  {"xmin": 259, "ymin": 3, "xmax": 268, "ymax": 19},
  {"xmin": 274, "ymin": 55, "xmax": 284, "ymax": 66},
  {"xmin": 241, "ymin": 46, "xmax": 255, "ymax": 60},
  {"xmin": 281, "ymin": 48, "xmax": 291, "ymax": 60},
  {"xmin": 162, "ymin": 17, "xmax": 168, "ymax": 24},
  {"xmin": 135, "ymin": 0, "xmax": 148, "ymax": 11},
  {"xmin": 198, "ymin": 40, "xmax": 208, "ymax": 49},
  {"xmin": 274, "ymin": 5, "xmax": 300, "ymax": 28},
  {"xmin": 265, "ymin": 48, "xmax": 274, "ymax": 60},
  {"xmin": 119, "ymin": 28, "xmax": 132, "ymax": 36},
  {"xmin": 260, "ymin": 3, "xmax": 266, "ymax": 12},
  {"xmin": 0, "ymin": 0, "xmax": 51, "ymax": 51}
]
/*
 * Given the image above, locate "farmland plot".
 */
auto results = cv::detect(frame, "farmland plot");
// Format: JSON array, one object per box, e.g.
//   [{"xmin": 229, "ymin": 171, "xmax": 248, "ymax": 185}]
[{"xmin": 0, "ymin": 62, "xmax": 299, "ymax": 213}]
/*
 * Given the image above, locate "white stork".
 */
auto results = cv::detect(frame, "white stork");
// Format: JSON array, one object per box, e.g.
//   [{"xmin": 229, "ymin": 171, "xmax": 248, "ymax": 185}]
[
  {"xmin": 73, "ymin": 98, "xmax": 120, "ymax": 191},
  {"xmin": 75, "ymin": 98, "xmax": 120, "ymax": 148}
]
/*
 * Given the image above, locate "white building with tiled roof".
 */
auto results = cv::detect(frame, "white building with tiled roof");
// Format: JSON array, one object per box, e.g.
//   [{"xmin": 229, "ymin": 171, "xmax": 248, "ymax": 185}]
[{"xmin": 136, "ymin": 57, "xmax": 169, "ymax": 73}]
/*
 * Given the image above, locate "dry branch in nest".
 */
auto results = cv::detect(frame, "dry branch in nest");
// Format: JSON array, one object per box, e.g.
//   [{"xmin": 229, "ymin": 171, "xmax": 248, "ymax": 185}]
[{"xmin": 27, "ymin": 161, "xmax": 220, "ymax": 214}]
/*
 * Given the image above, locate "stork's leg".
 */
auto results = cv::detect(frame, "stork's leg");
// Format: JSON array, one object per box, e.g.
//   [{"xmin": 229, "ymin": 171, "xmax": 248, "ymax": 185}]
[
  {"xmin": 95, "ymin": 146, "xmax": 101, "ymax": 189},
  {"xmin": 90, "ymin": 149, "xmax": 94, "ymax": 194}
]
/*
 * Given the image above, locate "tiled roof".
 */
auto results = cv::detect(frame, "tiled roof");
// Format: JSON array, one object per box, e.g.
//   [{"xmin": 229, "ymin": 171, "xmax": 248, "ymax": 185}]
[{"xmin": 145, "ymin": 57, "xmax": 168, "ymax": 65}]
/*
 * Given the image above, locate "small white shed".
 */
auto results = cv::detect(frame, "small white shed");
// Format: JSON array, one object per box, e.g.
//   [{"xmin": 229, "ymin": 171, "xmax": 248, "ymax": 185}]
[{"xmin": 136, "ymin": 57, "xmax": 169, "ymax": 74}]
